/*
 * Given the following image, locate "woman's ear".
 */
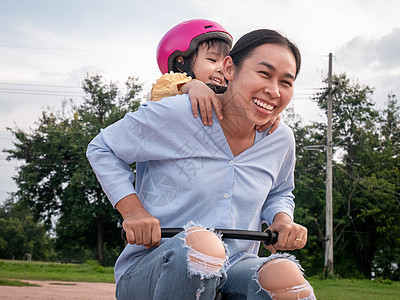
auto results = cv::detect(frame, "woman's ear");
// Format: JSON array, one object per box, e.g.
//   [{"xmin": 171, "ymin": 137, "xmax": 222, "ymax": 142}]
[
  {"xmin": 176, "ymin": 56, "xmax": 184, "ymax": 64},
  {"xmin": 222, "ymin": 56, "xmax": 235, "ymax": 81}
]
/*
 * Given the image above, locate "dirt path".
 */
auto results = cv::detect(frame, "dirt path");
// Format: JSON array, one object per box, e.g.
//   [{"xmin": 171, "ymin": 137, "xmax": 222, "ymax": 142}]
[{"xmin": 0, "ymin": 280, "xmax": 116, "ymax": 299}]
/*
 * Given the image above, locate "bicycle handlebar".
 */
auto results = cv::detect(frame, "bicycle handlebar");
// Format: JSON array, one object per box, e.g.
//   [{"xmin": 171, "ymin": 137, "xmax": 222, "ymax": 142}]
[{"xmin": 121, "ymin": 228, "xmax": 278, "ymax": 245}]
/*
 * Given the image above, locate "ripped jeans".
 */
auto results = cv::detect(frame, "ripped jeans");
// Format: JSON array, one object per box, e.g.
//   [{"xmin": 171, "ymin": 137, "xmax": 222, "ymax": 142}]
[{"xmin": 116, "ymin": 227, "xmax": 315, "ymax": 300}]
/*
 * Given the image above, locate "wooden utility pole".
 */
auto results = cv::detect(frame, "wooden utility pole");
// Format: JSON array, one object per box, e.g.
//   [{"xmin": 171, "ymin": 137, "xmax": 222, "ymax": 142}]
[{"xmin": 325, "ymin": 53, "xmax": 334, "ymax": 276}]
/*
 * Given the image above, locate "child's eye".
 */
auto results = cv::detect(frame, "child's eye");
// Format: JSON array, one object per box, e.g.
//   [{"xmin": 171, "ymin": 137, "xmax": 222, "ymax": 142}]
[{"xmin": 208, "ymin": 58, "xmax": 217, "ymax": 62}]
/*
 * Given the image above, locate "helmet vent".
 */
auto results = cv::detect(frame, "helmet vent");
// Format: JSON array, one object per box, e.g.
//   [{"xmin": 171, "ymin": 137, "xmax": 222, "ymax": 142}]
[{"xmin": 204, "ymin": 25, "xmax": 213, "ymax": 29}]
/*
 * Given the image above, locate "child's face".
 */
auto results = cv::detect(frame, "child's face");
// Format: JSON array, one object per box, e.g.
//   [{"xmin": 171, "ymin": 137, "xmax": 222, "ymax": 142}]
[{"xmin": 191, "ymin": 43, "xmax": 227, "ymax": 87}]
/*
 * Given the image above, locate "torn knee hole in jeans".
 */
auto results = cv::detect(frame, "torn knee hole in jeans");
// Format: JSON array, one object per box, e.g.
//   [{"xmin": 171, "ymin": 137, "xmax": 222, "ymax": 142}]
[
  {"xmin": 266, "ymin": 282, "xmax": 315, "ymax": 300},
  {"xmin": 254, "ymin": 255, "xmax": 316, "ymax": 299},
  {"xmin": 187, "ymin": 247, "xmax": 225, "ymax": 279},
  {"xmin": 181, "ymin": 224, "xmax": 227, "ymax": 280}
]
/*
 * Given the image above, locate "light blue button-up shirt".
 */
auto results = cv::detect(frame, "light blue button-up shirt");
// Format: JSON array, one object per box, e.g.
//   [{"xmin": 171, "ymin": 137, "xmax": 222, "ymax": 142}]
[{"xmin": 87, "ymin": 94, "xmax": 296, "ymax": 283}]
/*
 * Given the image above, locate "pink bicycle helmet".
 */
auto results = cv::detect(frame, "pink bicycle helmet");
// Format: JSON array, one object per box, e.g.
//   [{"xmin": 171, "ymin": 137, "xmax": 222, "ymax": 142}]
[{"xmin": 156, "ymin": 19, "xmax": 233, "ymax": 74}]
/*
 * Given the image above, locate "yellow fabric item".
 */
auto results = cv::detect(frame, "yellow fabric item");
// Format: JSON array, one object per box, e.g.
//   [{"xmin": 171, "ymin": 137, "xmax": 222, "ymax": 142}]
[{"xmin": 150, "ymin": 72, "xmax": 192, "ymax": 101}]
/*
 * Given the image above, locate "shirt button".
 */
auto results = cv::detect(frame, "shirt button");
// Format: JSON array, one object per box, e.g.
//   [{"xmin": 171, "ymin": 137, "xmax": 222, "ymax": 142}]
[
  {"xmin": 229, "ymin": 160, "xmax": 234, "ymax": 166},
  {"xmin": 224, "ymin": 193, "xmax": 230, "ymax": 199}
]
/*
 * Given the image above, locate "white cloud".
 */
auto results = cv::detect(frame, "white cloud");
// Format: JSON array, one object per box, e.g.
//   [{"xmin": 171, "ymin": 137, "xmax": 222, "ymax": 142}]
[
  {"xmin": 336, "ymin": 28, "xmax": 400, "ymax": 71},
  {"xmin": 335, "ymin": 28, "xmax": 400, "ymax": 107}
]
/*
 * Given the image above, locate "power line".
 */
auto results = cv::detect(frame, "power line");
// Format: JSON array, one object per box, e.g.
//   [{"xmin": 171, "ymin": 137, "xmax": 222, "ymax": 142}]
[
  {"xmin": 296, "ymin": 87, "xmax": 326, "ymax": 91},
  {"xmin": 0, "ymin": 81, "xmax": 324, "ymax": 91},
  {"xmin": 0, "ymin": 81, "xmax": 84, "ymax": 98},
  {"xmin": 0, "ymin": 82, "xmax": 321, "ymax": 102},
  {"xmin": 0, "ymin": 87, "xmax": 83, "ymax": 94},
  {"xmin": 0, "ymin": 89, "xmax": 84, "ymax": 97},
  {"xmin": 0, "ymin": 44, "xmax": 147, "ymax": 55},
  {"xmin": 0, "ymin": 82, "xmax": 81, "ymax": 89}
]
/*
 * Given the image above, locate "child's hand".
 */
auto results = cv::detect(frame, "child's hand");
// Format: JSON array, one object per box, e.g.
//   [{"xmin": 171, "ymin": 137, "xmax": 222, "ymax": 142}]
[
  {"xmin": 180, "ymin": 80, "xmax": 223, "ymax": 125},
  {"xmin": 255, "ymin": 114, "xmax": 281, "ymax": 134}
]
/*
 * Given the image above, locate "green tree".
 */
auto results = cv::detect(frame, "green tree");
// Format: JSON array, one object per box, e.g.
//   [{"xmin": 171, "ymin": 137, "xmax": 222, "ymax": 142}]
[
  {"xmin": 329, "ymin": 86, "xmax": 400, "ymax": 279},
  {"xmin": 299, "ymin": 73, "xmax": 400, "ymax": 279},
  {"xmin": 283, "ymin": 104, "xmax": 328, "ymax": 275},
  {"xmin": 0, "ymin": 201, "xmax": 54, "ymax": 260},
  {"xmin": 4, "ymin": 74, "xmax": 142, "ymax": 265},
  {"xmin": 369, "ymin": 94, "xmax": 400, "ymax": 280}
]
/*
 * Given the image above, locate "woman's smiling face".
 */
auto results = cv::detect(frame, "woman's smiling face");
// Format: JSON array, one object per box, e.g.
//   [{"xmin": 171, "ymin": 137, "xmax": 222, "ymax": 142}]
[{"xmin": 223, "ymin": 43, "xmax": 297, "ymax": 126}]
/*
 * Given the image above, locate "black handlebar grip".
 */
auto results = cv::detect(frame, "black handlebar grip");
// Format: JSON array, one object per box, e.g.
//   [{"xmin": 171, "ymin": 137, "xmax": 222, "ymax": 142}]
[
  {"xmin": 121, "ymin": 228, "xmax": 126, "ymax": 241},
  {"xmin": 121, "ymin": 228, "xmax": 183, "ymax": 241},
  {"xmin": 121, "ymin": 228, "xmax": 278, "ymax": 245},
  {"xmin": 264, "ymin": 229, "xmax": 279, "ymax": 245}
]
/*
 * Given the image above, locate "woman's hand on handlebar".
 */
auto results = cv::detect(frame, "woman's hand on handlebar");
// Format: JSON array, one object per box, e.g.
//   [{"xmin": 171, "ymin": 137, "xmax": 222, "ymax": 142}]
[
  {"xmin": 116, "ymin": 194, "xmax": 161, "ymax": 249},
  {"xmin": 264, "ymin": 212, "xmax": 307, "ymax": 254}
]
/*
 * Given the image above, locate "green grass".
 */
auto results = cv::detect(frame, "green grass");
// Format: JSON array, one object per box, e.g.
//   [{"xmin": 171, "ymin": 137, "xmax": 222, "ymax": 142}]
[
  {"xmin": 0, "ymin": 259, "xmax": 114, "ymax": 283},
  {"xmin": 1, "ymin": 260, "xmax": 400, "ymax": 299},
  {"xmin": 308, "ymin": 277, "xmax": 400, "ymax": 300},
  {"xmin": 0, "ymin": 279, "xmax": 40, "ymax": 287}
]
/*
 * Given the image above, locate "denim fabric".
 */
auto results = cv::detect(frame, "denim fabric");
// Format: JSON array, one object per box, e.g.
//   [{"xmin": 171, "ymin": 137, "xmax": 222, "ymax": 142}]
[
  {"xmin": 116, "ymin": 231, "xmax": 227, "ymax": 300},
  {"xmin": 221, "ymin": 256, "xmax": 314, "ymax": 300},
  {"xmin": 116, "ymin": 230, "xmax": 315, "ymax": 300},
  {"xmin": 221, "ymin": 257, "xmax": 270, "ymax": 299}
]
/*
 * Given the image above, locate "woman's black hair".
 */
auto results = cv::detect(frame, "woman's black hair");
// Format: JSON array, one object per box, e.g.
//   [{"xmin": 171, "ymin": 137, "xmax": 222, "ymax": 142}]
[{"xmin": 229, "ymin": 29, "xmax": 301, "ymax": 78}]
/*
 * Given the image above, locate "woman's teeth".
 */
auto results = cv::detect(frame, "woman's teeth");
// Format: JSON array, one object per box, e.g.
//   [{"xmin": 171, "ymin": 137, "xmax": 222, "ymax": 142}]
[{"xmin": 252, "ymin": 98, "xmax": 274, "ymax": 111}]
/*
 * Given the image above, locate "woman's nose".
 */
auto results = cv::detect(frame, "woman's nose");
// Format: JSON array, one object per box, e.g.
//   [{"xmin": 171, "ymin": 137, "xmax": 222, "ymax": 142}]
[{"xmin": 264, "ymin": 82, "xmax": 280, "ymax": 98}]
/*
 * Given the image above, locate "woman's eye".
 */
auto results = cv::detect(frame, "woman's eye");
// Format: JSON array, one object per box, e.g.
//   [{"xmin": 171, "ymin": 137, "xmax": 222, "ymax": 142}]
[
  {"xmin": 281, "ymin": 80, "xmax": 293, "ymax": 87},
  {"xmin": 259, "ymin": 71, "xmax": 271, "ymax": 78}
]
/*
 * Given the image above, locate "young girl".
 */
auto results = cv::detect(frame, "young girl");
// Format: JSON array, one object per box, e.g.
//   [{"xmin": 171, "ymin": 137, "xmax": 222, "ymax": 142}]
[{"xmin": 88, "ymin": 28, "xmax": 315, "ymax": 300}]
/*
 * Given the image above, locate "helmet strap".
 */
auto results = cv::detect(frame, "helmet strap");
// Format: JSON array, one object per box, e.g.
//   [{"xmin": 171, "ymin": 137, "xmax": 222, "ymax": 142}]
[
  {"xmin": 174, "ymin": 58, "xmax": 195, "ymax": 78},
  {"xmin": 205, "ymin": 83, "xmax": 227, "ymax": 94},
  {"xmin": 174, "ymin": 58, "xmax": 226, "ymax": 93}
]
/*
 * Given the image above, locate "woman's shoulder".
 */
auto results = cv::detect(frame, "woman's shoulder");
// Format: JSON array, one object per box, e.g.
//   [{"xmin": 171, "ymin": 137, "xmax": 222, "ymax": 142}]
[
  {"xmin": 134, "ymin": 94, "xmax": 195, "ymax": 120},
  {"xmin": 259, "ymin": 121, "xmax": 294, "ymax": 142},
  {"xmin": 276, "ymin": 122, "xmax": 294, "ymax": 139},
  {"xmin": 132, "ymin": 94, "xmax": 202, "ymax": 129},
  {"xmin": 140, "ymin": 94, "xmax": 193, "ymax": 115}
]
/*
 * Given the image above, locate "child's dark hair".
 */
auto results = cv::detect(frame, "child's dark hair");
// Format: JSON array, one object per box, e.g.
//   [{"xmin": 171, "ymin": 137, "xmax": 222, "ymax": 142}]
[
  {"xmin": 188, "ymin": 39, "xmax": 231, "ymax": 70},
  {"xmin": 229, "ymin": 29, "xmax": 301, "ymax": 78},
  {"xmin": 176, "ymin": 38, "xmax": 230, "ymax": 93},
  {"xmin": 175, "ymin": 38, "xmax": 231, "ymax": 78}
]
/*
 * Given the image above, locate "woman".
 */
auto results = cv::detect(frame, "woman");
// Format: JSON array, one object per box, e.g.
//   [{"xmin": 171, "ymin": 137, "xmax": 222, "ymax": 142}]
[{"xmin": 87, "ymin": 29, "xmax": 315, "ymax": 300}]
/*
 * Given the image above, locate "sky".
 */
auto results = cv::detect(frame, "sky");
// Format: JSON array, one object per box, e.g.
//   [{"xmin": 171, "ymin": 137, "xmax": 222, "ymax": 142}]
[{"xmin": 1, "ymin": 0, "xmax": 400, "ymax": 204}]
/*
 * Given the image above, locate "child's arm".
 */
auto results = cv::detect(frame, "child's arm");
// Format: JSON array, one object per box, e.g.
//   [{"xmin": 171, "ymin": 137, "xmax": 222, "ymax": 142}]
[
  {"xmin": 179, "ymin": 79, "xmax": 223, "ymax": 126},
  {"xmin": 256, "ymin": 114, "xmax": 281, "ymax": 134},
  {"xmin": 150, "ymin": 72, "xmax": 223, "ymax": 125},
  {"xmin": 150, "ymin": 72, "xmax": 192, "ymax": 101}
]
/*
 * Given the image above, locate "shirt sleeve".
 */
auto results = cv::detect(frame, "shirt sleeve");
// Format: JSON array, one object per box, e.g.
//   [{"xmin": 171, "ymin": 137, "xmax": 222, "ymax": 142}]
[
  {"xmin": 261, "ymin": 127, "xmax": 296, "ymax": 225},
  {"xmin": 86, "ymin": 95, "xmax": 195, "ymax": 207},
  {"xmin": 150, "ymin": 72, "xmax": 192, "ymax": 101}
]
